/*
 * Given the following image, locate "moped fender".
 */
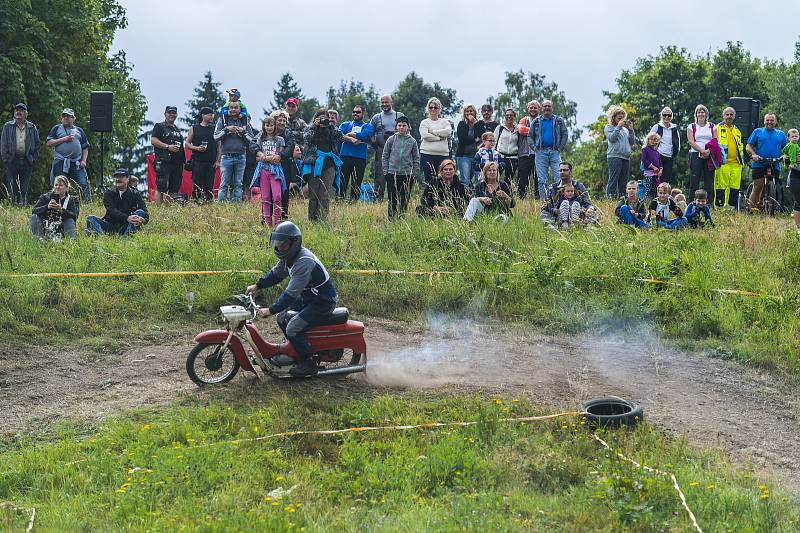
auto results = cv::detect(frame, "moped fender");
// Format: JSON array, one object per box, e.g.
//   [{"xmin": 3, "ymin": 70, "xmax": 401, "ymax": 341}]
[{"xmin": 194, "ymin": 329, "xmax": 254, "ymax": 372}]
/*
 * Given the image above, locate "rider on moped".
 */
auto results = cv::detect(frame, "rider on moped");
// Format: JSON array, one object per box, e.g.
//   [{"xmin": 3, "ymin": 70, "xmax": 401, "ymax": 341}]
[{"xmin": 246, "ymin": 221, "xmax": 337, "ymax": 377}]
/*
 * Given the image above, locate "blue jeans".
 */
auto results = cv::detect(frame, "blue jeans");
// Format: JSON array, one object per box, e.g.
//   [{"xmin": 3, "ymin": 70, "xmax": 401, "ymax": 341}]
[
  {"xmin": 218, "ymin": 153, "xmax": 246, "ymax": 202},
  {"xmin": 86, "ymin": 209, "xmax": 146, "ymax": 236},
  {"xmin": 50, "ymin": 160, "xmax": 91, "ymax": 201},
  {"xmin": 455, "ymin": 156, "xmax": 473, "ymax": 188},
  {"xmin": 31, "ymin": 214, "xmax": 77, "ymax": 239},
  {"xmin": 534, "ymin": 149, "xmax": 561, "ymax": 200},
  {"xmin": 656, "ymin": 216, "xmax": 687, "ymax": 230},
  {"xmin": 617, "ymin": 205, "xmax": 650, "ymax": 228}
]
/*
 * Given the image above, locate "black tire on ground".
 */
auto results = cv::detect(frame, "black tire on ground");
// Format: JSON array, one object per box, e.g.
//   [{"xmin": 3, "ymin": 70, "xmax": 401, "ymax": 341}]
[
  {"xmin": 581, "ymin": 398, "xmax": 644, "ymax": 428},
  {"xmin": 765, "ymin": 180, "xmax": 777, "ymax": 216},
  {"xmin": 186, "ymin": 342, "xmax": 240, "ymax": 386}
]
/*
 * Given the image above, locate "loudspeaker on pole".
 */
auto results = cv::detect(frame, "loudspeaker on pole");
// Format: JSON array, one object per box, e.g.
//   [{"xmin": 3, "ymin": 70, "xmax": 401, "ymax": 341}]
[{"xmin": 89, "ymin": 91, "xmax": 114, "ymax": 132}]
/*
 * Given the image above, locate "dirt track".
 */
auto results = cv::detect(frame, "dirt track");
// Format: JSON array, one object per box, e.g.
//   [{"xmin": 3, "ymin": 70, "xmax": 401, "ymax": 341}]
[{"xmin": 1, "ymin": 315, "xmax": 798, "ymax": 492}]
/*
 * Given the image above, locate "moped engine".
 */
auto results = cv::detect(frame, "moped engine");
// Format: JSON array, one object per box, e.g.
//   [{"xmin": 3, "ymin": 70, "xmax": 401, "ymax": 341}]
[{"xmin": 268, "ymin": 354, "xmax": 296, "ymax": 367}]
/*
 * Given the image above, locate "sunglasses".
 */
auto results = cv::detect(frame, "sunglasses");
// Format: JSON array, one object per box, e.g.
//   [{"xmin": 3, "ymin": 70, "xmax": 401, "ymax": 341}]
[
  {"xmin": 352, "ymin": 110, "xmax": 362, "ymax": 114},
  {"xmin": 662, "ymin": 114, "xmax": 672, "ymax": 117},
  {"xmin": 428, "ymin": 105, "xmax": 440, "ymax": 109}
]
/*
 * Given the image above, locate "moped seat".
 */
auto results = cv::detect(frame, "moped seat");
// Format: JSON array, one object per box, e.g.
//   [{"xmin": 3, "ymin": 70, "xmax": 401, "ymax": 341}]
[{"xmin": 283, "ymin": 307, "xmax": 350, "ymax": 326}]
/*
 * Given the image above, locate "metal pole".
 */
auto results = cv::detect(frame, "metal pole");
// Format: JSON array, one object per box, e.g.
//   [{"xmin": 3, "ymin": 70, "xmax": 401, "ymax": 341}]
[{"xmin": 100, "ymin": 131, "xmax": 105, "ymax": 199}]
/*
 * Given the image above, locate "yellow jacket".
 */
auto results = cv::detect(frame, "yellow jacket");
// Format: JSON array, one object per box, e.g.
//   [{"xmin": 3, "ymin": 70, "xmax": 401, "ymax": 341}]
[{"xmin": 717, "ymin": 122, "xmax": 744, "ymax": 166}]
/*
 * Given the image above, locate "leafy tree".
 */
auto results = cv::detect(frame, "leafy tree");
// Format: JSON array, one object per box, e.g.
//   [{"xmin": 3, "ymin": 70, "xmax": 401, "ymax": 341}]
[
  {"xmin": 325, "ymin": 80, "xmax": 381, "ymax": 122},
  {"xmin": 0, "ymin": 0, "xmax": 146, "ymax": 197},
  {"xmin": 488, "ymin": 70, "xmax": 581, "ymax": 143},
  {"xmin": 182, "ymin": 71, "xmax": 224, "ymax": 127},
  {"xmin": 765, "ymin": 40, "xmax": 800, "ymax": 129},
  {"xmin": 391, "ymin": 72, "xmax": 462, "ymax": 141},
  {"xmin": 708, "ymin": 41, "xmax": 769, "ymax": 116}
]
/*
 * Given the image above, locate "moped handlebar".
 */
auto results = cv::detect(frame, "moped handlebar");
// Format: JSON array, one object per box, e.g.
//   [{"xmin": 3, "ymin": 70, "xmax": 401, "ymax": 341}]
[{"xmin": 232, "ymin": 293, "xmax": 261, "ymax": 319}]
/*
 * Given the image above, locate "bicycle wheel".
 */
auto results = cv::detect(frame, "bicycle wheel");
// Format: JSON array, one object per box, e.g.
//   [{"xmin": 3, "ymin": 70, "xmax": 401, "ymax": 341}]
[{"xmin": 764, "ymin": 180, "xmax": 777, "ymax": 216}]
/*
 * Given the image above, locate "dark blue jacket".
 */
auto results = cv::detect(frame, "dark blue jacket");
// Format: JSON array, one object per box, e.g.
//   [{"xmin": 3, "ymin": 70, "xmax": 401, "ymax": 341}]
[{"xmin": 256, "ymin": 247, "xmax": 338, "ymax": 314}]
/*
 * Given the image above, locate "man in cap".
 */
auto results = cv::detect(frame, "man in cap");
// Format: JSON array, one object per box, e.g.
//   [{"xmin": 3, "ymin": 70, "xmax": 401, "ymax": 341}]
[
  {"xmin": 1, "ymin": 103, "xmax": 40, "ymax": 204},
  {"xmin": 284, "ymin": 97, "xmax": 307, "ymax": 145},
  {"xmin": 86, "ymin": 168, "xmax": 149, "ymax": 236},
  {"xmin": 45, "ymin": 108, "xmax": 90, "ymax": 201},
  {"xmin": 150, "ymin": 105, "xmax": 185, "ymax": 204},
  {"xmin": 185, "ymin": 106, "xmax": 218, "ymax": 201}
]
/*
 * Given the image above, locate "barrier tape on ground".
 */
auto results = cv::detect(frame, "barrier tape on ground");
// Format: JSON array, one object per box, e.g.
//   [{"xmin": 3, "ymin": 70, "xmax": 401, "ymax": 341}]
[
  {"xmin": 0, "ymin": 268, "xmax": 780, "ymax": 300},
  {"xmin": 592, "ymin": 433, "xmax": 703, "ymax": 533}
]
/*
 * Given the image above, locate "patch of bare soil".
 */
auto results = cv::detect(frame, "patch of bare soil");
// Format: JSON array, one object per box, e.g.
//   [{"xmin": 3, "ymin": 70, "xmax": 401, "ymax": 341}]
[{"xmin": 1, "ymin": 316, "xmax": 798, "ymax": 492}]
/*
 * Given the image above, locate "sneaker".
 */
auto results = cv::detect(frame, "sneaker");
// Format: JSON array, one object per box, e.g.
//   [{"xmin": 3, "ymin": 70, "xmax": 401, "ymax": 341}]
[
  {"xmin": 289, "ymin": 358, "xmax": 318, "ymax": 377},
  {"xmin": 558, "ymin": 200, "xmax": 570, "ymax": 226},
  {"xmin": 569, "ymin": 202, "xmax": 581, "ymax": 225}
]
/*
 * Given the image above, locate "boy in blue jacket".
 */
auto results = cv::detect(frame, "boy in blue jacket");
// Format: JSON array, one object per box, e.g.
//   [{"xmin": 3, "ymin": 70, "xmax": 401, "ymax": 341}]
[{"xmin": 685, "ymin": 189, "xmax": 714, "ymax": 228}]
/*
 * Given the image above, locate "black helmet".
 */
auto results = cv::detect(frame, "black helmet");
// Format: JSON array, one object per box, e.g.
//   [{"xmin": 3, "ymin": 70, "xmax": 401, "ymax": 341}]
[{"xmin": 270, "ymin": 221, "xmax": 302, "ymax": 260}]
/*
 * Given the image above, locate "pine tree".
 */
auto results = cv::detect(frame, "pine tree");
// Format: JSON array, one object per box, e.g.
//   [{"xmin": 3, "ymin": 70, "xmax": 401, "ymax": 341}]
[
  {"xmin": 271, "ymin": 73, "xmax": 304, "ymax": 112},
  {"xmin": 182, "ymin": 71, "xmax": 225, "ymax": 127}
]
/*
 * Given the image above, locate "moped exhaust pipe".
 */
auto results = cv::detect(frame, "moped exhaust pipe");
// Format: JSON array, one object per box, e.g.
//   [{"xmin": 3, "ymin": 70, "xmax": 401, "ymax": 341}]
[{"xmin": 316, "ymin": 364, "xmax": 367, "ymax": 377}]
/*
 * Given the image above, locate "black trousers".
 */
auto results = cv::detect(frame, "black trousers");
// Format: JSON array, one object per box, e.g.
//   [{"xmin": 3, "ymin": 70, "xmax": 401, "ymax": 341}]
[
  {"xmin": 661, "ymin": 155, "xmax": 674, "ymax": 183},
  {"xmin": 501, "ymin": 157, "xmax": 519, "ymax": 194},
  {"xmin": 688, "ymin": 152, "xmax": 715, "ymax": 204},
  {"xmin": 517, "ymin": 155, "xmax": 535, "ymax": 199},
  {"xmin": 340, "ymin": 156, "xmax": 367, "ymax": 200},
  {"xmin": 192, "ymin": 160, "xmax": 215, "ymax": 201},
  {"xmin": 386, "ymin": 173, "xmax": 413, "ymax": 218}
]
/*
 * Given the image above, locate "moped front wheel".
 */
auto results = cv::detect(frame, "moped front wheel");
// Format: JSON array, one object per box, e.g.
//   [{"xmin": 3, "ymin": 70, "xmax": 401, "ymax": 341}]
[{"xmin": 186, "ymin": 342, "xmax": 240, "ymax": 385}]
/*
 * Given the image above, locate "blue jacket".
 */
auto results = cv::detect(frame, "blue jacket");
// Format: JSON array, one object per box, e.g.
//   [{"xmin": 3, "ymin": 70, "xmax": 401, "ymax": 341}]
[
  {"xmin": 528, "ymin": 115, "xmax": 568, "ymax": 154},
  {"xmin": 256, "ymin": 247, "xmax": 338, "ymax": 314},
  {"xmin": 338, "ymin": 121, "xmax": 375, "ymax": 160}
]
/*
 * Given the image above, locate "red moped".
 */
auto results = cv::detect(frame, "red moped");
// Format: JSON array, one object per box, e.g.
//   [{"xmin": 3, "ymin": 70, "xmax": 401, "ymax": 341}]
[{"xmin": 187, "ymin": 294, "xmax": 367, "ymax": 385}]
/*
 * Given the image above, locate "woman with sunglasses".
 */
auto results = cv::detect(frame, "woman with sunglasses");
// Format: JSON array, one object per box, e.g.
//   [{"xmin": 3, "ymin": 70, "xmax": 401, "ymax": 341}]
[
  {"xmin": 419, "ymin": 96, "xmax": 452, "ymax": 185},
  {"xmin": 648, "ymin": 106, "xmax": 680, "ymax": 191}
]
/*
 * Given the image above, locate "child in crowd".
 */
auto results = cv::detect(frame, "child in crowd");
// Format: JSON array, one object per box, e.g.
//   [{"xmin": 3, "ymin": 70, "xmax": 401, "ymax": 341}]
[
  {"xmin": 251, "ymin": 117, "xmax": 286, "ymax": 226},
  {"xmin": 685, "ymin": 189, "xmax": 714, "ymax": 228},
  {"xmin": 473, "ymin": 131, "xmax": 505, "ymax": 180},
  {"xmin": 649, "ymin": 182, "xmax": 686, "ymax": 229},
  {"xmin": 641, "ymin": 132, "xmax": 663, "ymax": 198},
  {"xmin": 381, "ymin": 116, "xmax": 420, "ymax": 218},
  {"xmin": 615, "ymin": 180, "xmax": 649, "ymax": 228},
  {"xmin": 671, "ymin": 188, "xmax": 688, "ymax": 214},
  {"xmin": 554, "ymin": 184, "xmax": 598, "ymax": 228},
  {"xmin": 784, "ymin": 129, "xmax": 800, "ymax": 228},
  {"xmin": 291, "ymin": 144, "xmax": 306, "ymax": 197},
  {"xmin": 220, "ymin": 88, "xmax": 249, "ymax": 119}
]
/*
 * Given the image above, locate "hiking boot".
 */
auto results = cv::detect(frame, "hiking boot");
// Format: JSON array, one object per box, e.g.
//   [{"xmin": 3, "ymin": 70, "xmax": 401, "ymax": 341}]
[
  {"xmin": 289, "ymin": 358, "xmax": 318, "ymax": 377},
  {"xmin": 569, "ymin": 202, "xmax": 581, "ymax": 225}
]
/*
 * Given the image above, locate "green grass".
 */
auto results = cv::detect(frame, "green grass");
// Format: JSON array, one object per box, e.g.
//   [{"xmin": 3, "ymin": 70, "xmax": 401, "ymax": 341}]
[
  {"xmin": 1, "ymin": 198, "xmax": 798, "ymax": 373},
  {"xmin": 0, "ymin": 394, "xmax": 797, "ymax": 531}
]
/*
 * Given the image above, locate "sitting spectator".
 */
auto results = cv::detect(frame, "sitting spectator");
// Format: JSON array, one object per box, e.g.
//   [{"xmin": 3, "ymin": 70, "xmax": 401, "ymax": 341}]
[
  {"xmin": 540, "ymin": 162, "xmax": 598, "ymax": 228},
  {"xmin": 30, "ymin": 175, "xmax": 78, "ymax": 240},
  {"xmin": 648, "ymin": 182, "xmax": 686, "ymax": 230},
  {"xmin": 615, "ymin": 180, "xmax": 649, "ymax": 228},
  {"xmin": 473, "ymin": 131, "xmax": 505, "ymax": 179},
  {"xmin": 86, "ymin": 168, "xmax": 148, "ymax": 236},
  {"xmin": 671, "ymin": 188, "xmax": 688, "ymax": 213},
  {"xmin": 685, "ymin": 189, "xmax": 714, "ymax": 228},
  {"xmin": 463, "ymin": 161, "xmax": 514, "ymax": 221},
  {"xmin": 641, "ymin": 132, "xmax": 663, "ymax": 199},
  {"xmin": 381, "ymin": 115, "xmax": 420, "ymax": 219},
  {"xmin": 417, "ymin": 159, "xmax": 469, "ymax": 217}
]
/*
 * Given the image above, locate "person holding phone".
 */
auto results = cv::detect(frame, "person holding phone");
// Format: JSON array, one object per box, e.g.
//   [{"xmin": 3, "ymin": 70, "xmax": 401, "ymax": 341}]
[{"xmin": 30, "ymin": 175, "xmax": 78, "ymax": 240}]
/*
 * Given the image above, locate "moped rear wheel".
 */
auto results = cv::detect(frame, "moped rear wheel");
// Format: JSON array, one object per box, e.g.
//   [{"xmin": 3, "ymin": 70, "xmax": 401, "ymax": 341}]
[{"xmin": 186, "ymin": 342, "xmax": 240, "ymax": 385}]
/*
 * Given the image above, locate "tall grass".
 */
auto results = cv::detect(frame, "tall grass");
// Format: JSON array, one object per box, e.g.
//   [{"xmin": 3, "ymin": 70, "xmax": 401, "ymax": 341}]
[{"xmin": 0, "ymin": 198, "xmax": 798, "ymax": 372}]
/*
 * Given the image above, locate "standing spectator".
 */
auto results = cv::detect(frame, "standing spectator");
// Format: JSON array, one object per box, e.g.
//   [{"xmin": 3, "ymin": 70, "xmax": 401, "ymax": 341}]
[
  {"xmin": 150, "ymin": 105, "xmax": 185, "ymax": 204},
  {"xmin": 417, "ymin": 159, "xmax": 469, "ymax": 217},
  {"xmin": 419, "ymin": 97, "xmax": 452, "ymax": 184},
  {"xmin": 86, "ymin": 168, "xmax": 149, "ymax": 236},
  {"xmin": 185, "ymin": 106, "xmax": 218, "ymax": 202},
  {"xmin": 745, "ymin": 112, "xmax": 788, "ymax": 211},
  {"xmin": 30, "ymin": 175, "xmax": 78, "ymax": 239},
  {"xmin": 784, "ymin": 129, "xmax": 800, "ymax": 228},
  {"xmin": 284, "ymin": 97, "xmax": 307, "ymax": 145},
  {"xmin": 480, "ymin": 104, "xmax": 499, "ymax": 134},
  {"xmin": 648, "ymin": 106, "xmax": 680, "ymax": 185},
  {"xmin": 529, "ymin": 100, "xmax": 569, "ymax": 201},
  {"xmin": 463, "ymin": 162, "xmax": 514, "ymax": 222},
  {"xmin": 516, "ymin": 100, "xmax": 540, "ymax": 199},
  {"xmin": 686, "ymin": 105, "xmax": 716, "ymax": 203},
  {"xmin": 369, "ymin": 95, "xmax": 405, "ymax": 201},
  {"xmin": 494, "ymin": 109, "xmax": 519, "ymax": 188},
  {"xmin": 604, "ymin": 105, "xmax": 635, "ymax": 198},
  {"xmin": 641, "ymin": 132, "xmax": 663, "ymax": 199},
  {"xmin": 455, "ymin": 104, "xmax": 482, "ymax": 188},
  {"xmin": 381, "ymin": 116, "xmax": 419, "ymax": 219},
  {"xmin": 1, "ymin": 103, "xmax": 39, "ymax": 205},
  {"xmin": 272, "ymin": 110, "xmax": 296, "ymax": 219},
  {"xmin": 45, "ymin": 108, "xmax": 90, "ymax": 202},
  {"xmin": 302, "ymin": 109, "xmax": 344, "ymax": 221},
  {"xmin": 253, "ymin": 116, "xmax": 286, "ymax": 226},
  {"xmin": 213, "ymin": 101, "xmax": 256, "ymax": 202},
  {"xmin": 715, "ymin": 107, "xmax": 745, "ymax": 209},
  {"xmin": 338, "ymin": 105, "xmax": 374, "ymax": 201}
]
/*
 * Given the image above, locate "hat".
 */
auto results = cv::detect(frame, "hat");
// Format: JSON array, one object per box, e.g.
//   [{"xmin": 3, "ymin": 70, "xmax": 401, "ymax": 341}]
[
  {"xmin": 14, "ymin": 103, "xmax": 27, "ymax": 111},
  {"xmin": 112, "ymin": 167, "xmax": 130, "ymax": 176},
  {"xmin": 199, "ymin": 106, "xmax": 214, "ymax": 115},
  {"xmin": 62, "ymin": 108, "xmax": 76, "ymax": 118},
  {"xmin": 165, "ymin": 105, "xmax": 178, "ymax": 113},
  {"xmin": 285, "ymin": 97, "xmax": 299, "ymax": 107},
  {"xmin": 227, "ymin": 88, "xmax": 240, "ymax": 97}
]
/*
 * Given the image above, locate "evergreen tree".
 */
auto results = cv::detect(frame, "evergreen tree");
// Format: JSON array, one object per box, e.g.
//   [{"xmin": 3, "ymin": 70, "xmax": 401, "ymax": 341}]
[
  {"xmin": 182, "ymin": 71, "xmax": 225, "ymax": 127},
  {"xmin": 271, "ymin": 73, "xmax": 304, "ymax": 112}
]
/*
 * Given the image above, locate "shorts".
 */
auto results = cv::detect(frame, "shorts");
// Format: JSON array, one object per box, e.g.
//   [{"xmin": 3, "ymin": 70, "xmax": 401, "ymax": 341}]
[{"xmin": 155, "ymin": 160, "xmax": 181, "ymax": 193}]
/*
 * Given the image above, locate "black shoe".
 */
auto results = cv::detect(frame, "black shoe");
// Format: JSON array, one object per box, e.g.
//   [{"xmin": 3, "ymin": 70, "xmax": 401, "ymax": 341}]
[{"xmin": 289, "ymin": 359, "xmax": 318, "ymax": 377}]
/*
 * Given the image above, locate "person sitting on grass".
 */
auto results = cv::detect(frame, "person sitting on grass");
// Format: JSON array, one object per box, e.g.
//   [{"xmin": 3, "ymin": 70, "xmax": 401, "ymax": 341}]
[
  {"xmin": 685, "ymin": 189, "xmax": 714, "ymax": 228},
  {"xmin": 85, "ymin": 168, "xmax": 149, "ymax": 236},
  {"xmin": 615, "ymin": 179, "xmax": 649, "ymax": 228},
  {"xmin": 30, "ymin": 175, "xmax": 78, "ymax": 240},
  {"xmin": 670, "ymin": 187, "xmax": 688, "ymax": 213},
  {"xmin": 417, "ymin": 159, "xmax": 469, "ymax": 217},
  {"xmin": 648, "ymin": 181, "xmax": 686, "ymax": 230},
  {"xmin": 473, "ymin": 131, "xmax": 505, "ymax": 180},
  {"xmin": 540, "ymin": 161, "xmax": 598, "ymax": 228},
  {"xmin": 463, "ymin": 161, "xmax": 514, "ymax": 222}
]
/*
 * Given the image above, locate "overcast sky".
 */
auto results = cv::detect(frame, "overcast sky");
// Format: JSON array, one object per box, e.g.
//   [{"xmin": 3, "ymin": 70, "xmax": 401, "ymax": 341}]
[{"xmin": 113, "ymin": 0, "xmax": 798, "ymax": 130}]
